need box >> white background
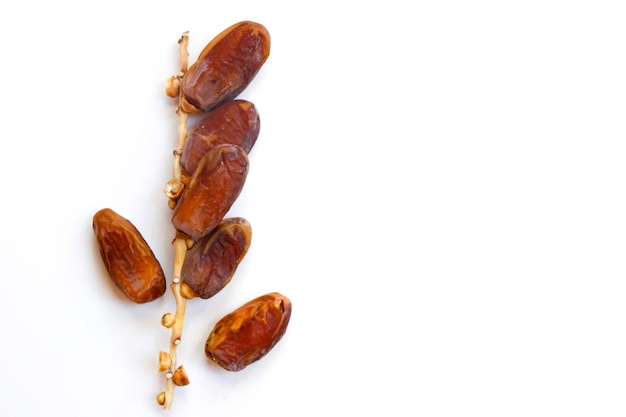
[1,1,625,416]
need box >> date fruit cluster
[92,20,291,390]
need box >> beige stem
[173,108,188,181]
[163,237,188,409]
[161,31,190,411]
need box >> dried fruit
[172,144,249,240]
[181,217,252,299]
[181,99,260,176]
[93,208,166,303]
[205,292,291,371]
[180,21,270,112]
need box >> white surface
[1,1,625,416]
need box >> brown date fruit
[180,21,270,113]
[93,208,166,303]
[172,143,249,240]
[205,292,291,371]
[181,217,252,299]
[181,99,260,176]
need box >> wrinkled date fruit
[93,208,166,303]
[181,99,260,176]
[180,21,270,112]
[172,143,249,240]
[181,217,252,299]
[205,292,291,372]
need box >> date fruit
[180,21,270,112]
[181,217,252,299]
[205,292,291,372]
[172,143,249,240]
[181,99,260,176]
[93,208,166,303]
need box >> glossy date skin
[180,21,270,113]
[172,143,249,240]
[93,208,166,303]
[181,217,252,299]
[181,99,260,176]
[205,293,291,371]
